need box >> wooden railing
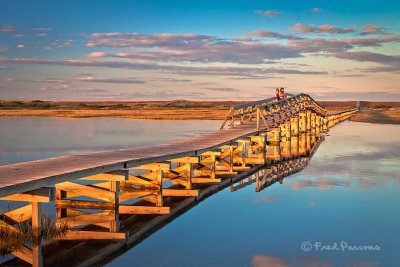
[220,93,357,130]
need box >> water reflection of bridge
[0,94,357,266]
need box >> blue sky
[1,0,400,101]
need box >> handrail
[233,93,296,109]
[220,93,357,130]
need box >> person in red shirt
[279,87,286,100]
[276,88,280,101]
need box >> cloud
[32,28,53,31]
[4,77,15,82]
[87,33,213,48]
[290,23,354,34]
[331,51,400,73]
[152,77,192,83]
[32,77,71,90]
[254,195,278,203]
[204,87,240,92]
[286,36,400,54]
[16,44,25,48]
[77,76,146,84]
[252,255,287,267]
[246,30,303,40]
[84,88,108,93]
[87,51,107,57]
[0,46,7,52]
[311,8,323,13]
[44,39,74,50]
[0,25,16,32]
[85,42,302,64]
[255,10,281,17]
[252,255,332,267]
[0,57,327,78]
[360,24,390,36]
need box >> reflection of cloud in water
[254,195,278,203]
[308,201,318,207]
[252,255,331,267]
[252,255,287,267]
[287,179,351,190]
[345,260,380,267]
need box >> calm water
[0,117,222,165]
[1,118,399,267]
[104,121,400,267]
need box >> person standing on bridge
[276,88,281,101]
[279,88,286,100]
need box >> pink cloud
[87,33,212,48]
[0,25,16,32]
[87,51,107,58]
[246,30,303,40]
[76,75,145,84]
[255,10,281,17]
[360,24,390,36]
[290,23,354,34]
[0,57,326,77]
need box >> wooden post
[31,202,42,236]
[290,116,299,136]
[299,112,307,133]
[311,112,316,132]
[156,169,163,207]
[306,110,312,132]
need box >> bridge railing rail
[220,93,330,130]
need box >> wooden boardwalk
[0,122,260,198]
[0,93,359,267]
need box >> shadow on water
[0,132,323,267]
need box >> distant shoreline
[1,108,399,124]
[1,99,399,123]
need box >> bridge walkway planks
[0,122,261,197]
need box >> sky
[0,0,399,101]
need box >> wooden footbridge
[0,93,357,267]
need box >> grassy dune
[0,100,399,123]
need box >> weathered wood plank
[119,205,170,215]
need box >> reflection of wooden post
[299,112,307,133]
[299,133,307,155]
[281,138,291,159]
[322,117,329,132]
[273,145,281,162]
[32,238,43,267]
[306,134,311,153]
[291,136,299,156]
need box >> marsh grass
[0,212,69,256]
